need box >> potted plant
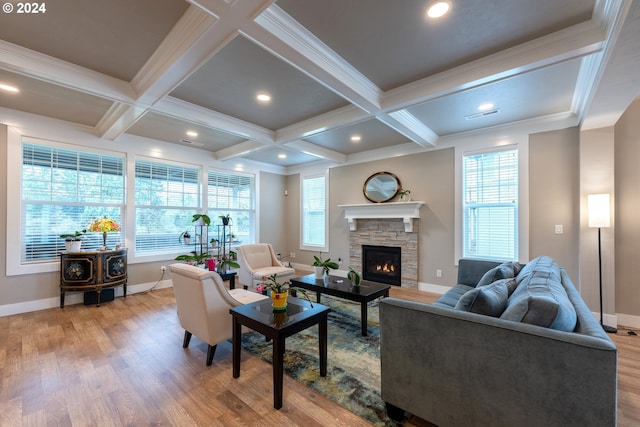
[217,258,240,272]
[174,251,210,266]
[210,238,219,248]
[228,233,236,242]
[192,213,211,226]
[256,273,313,310]
[347,266,362,287]
[179,230,191,245]
[312,253,340,279]
[219,214,231,225]
[397,188,411,201]
[60,230,86,252]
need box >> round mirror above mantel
[363,171,401,203]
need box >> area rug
[238,296,399,426]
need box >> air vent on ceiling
[179,139,204,147]
[465,108,501,120]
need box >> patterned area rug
[238,295,398,426]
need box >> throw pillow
[500,257,577,331]
[477,262,522,287]
[455,278,517,317]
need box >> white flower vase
[314,266,324,279]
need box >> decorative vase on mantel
[271,290,289,312]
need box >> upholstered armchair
[169,263,268,366]
[236,243,296,289]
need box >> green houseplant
[219,214,231,225]
[60,230,86,252]
[347,266,362,286]
[174,251,210,266]
[192,213,211,226]
[312,253,339,278]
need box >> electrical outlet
[436,269,442,278]
[161,265,166,273]
[290,252,296,258]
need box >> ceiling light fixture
[186,130,198,137]
[256,93,271,103]
[478,103,494,111]
[350,135,362,142]
[0,83,19,93]
[425,1,451,19]
[278,153,287,159]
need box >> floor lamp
[587,194,617,333]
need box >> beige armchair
[169,263,268,366]
[237,243,296,289]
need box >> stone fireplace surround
[339,202,424,289]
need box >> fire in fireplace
[362,245,401,286]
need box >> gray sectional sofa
[379,256,618,427]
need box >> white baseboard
[418,282,450,294]
[0,279,174,317]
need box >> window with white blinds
[462,148,518,261]
[301,174,327,250]
[134,159,200,255]
[207,170,255,244]
[21,142,125,263]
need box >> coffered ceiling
[1,0,639,170]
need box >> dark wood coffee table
[230,296,330,410]
[290,274,391,336]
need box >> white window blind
[21,142,125,263]
[463,148,518,260]
[302,175,326,249]
[134,159,200,255]
[207,170,255,244]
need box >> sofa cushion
[476,262,522,287]
[433,284,475,309]
[455,278,517,317]
[500,256,577,331]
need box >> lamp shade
[588,194,611,228]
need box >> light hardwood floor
[0,285,638,426]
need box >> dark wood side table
[230,297,330,409]
[217,270,237,289]
[59,249,127,307]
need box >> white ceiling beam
[249,4,381,113]
[284,140,347,163]
[377,111,438,147]
[215,140,267,161]
[0,40,135,102]
[382,20,606,112]
[276,105,369,143]
[154,96,275,143]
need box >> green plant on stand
[218,258,240,272]
[192,213,211,226]
[174,251,210,266]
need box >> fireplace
[362,245,401,286]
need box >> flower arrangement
[256,274,312,306]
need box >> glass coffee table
[290,274,391,336]
[230,296,330,410]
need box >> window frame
[455,136,529,264]
[300,172,328,252]
[207,168,256,246]
[133,156,202,258]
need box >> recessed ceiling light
[256,93,271,103]
[478,103,494,111]
[350,135,362,142]
[278,153,287,159]
[186,130,198,137]
[425,1,451,19]
[0,83,19,93]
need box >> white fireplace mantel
[338,201,425,232]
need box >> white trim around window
[300,172,328,252]
[454,135,529,264]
